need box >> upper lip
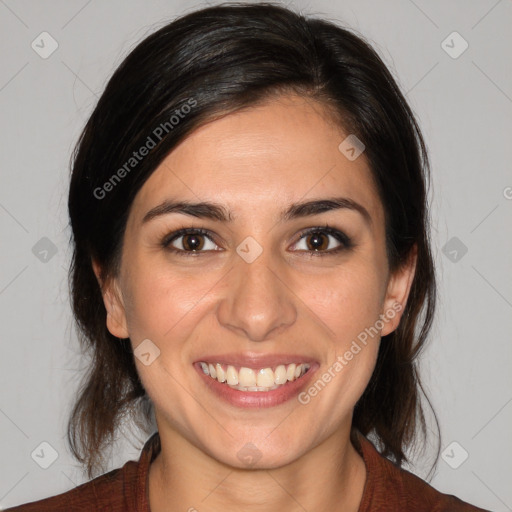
[194,352,318,368]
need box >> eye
[162,228,220,255]
[161,225,353,258]
[291,226,353,255]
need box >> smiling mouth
[198,362,311,392]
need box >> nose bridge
[216,247,297,341]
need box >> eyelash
[160,225,354,258]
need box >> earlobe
[380,245,417,336]
[91,258,130,339]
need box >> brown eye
[292,226,353,255]
[162,228,219,254]
[304,232,330,251]
[181,233,205,251]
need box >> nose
[216,249,297,342]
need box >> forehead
[130,94,384,226]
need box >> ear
[92,259,129,339]
[380,245,417,336]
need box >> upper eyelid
[163,228,215,247]
[164,226,349,251]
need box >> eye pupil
[307,232,328,251]
[183,234,204,251]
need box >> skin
[93,93,416,512]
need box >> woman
[7,2,491,511]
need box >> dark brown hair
[67,1,439,478]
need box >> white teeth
[226,365,238,385]
[199,361,311,391]
[274,365,287,385]
[239,367,256,387]
[257,368,275,387]
[215,363,226,383]
[286,363,296,381]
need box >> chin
[208,435,307,471]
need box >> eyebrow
[141,196,372,226]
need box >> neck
[148,425,366,512]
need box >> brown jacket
[5,431,492,511]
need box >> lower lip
[194,363,318,408]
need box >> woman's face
[98,93,415,469]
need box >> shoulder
[391,463,490,511]
[5,431,160,512]
[354,431,492,512]
[4,433,159,512]
[3,462,137,511]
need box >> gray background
[1,0,511,510]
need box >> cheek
[301,262,387,342]
[122,263,216,343]
[299,264,384,416]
